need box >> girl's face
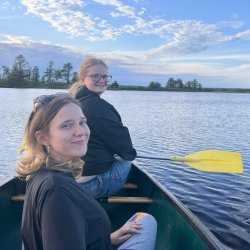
[81,64,109,94]
[42,103,90,162]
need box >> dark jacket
[22,168,111,250]
[76,87,137,176]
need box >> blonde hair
[16,95,84,179]
[69,57,108,97]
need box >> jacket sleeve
[86,99,137,160]
[40,186,87,250]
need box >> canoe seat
[10,183,137,201]
[11,194,153,203]
[123,183,138,189]
[11,194,25,201]
[10,183,150,204]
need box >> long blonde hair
[16,95,83,179]
[69,57,108,97]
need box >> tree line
[109,79,203,91]
[0,55,203,90]
[147,78,202,91]
[0,55,77,88]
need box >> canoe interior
[0,177,25,250]
[103,163,222,250]
[0,164,223,250]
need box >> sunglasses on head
[33,93,69,105]
[33,93,70,110]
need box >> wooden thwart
[123,183,138,189]
[11,195,25,201]
[11,194,153,203]
[11,183,139,202]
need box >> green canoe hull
[0,162,224,249]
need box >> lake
[1,88,250,249]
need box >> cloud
[0,33,89,55]
[21,0,97,38]
[94,0,137,17]
[0,34,52,47]
[19,0,250,57]
[1,33,250,87]
[2,32,250,64]
[234,29,250,40]
[20,0,139,40]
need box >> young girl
[70,58,137,198]
[16,93,156,250]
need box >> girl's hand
[110,220,142,245]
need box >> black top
[76,87,137,176]
[22,168,112,250]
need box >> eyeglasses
[87,74,112,82]
[33,93,70,110]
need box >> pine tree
[8,55,29,87]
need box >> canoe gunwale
[132,161,226,250]
[0,176,19,188]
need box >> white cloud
[0,34,90,55]
[19,0,250,55]
[21,0,97,38]
[0,34,52,46]
[20,0,147,40]
[234,29,250,40]
[93,0,137,17]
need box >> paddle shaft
[136,155,171,161]
[136,155,199,162]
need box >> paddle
[136,150,243,173]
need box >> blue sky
[0,0,250,88]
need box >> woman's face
[43,103,90,162]
[81,64,109,94]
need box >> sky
[0,0,250,88]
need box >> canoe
[0,162,225,250]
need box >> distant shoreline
[1,84,250,93]
[109,86,250,93]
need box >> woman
[69,58,137,198]
[16,94,156,250]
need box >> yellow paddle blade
[171,150,243,173]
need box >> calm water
[1,88,250,249]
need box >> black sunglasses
[33,93,69,106]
